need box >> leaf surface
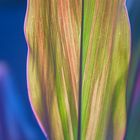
[25,0,130,139]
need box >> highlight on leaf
[24,0,130,140]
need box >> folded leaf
[25,0,130,140]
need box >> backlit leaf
[25,0,130,139]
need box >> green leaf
[25,0,130,140]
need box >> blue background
[0,0,45,139]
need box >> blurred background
[0,0,45,139]
[0,0,139,140]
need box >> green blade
[24,0,130,140]
[81,1,130,140]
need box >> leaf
[81,1,130,140]
[24,0,130,140]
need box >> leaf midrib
[78,0,84,139]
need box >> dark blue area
[0,0,45,139]
[127,0,140,49]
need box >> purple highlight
[132,68,140,107]
[0,62,9,79]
